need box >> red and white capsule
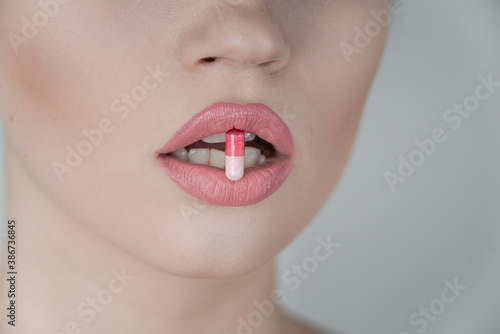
[225,129,245,181]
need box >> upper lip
[158,102,294,157]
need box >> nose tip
[176,6,290,73]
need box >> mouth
[157,102,295,206]
[164,131,275,170]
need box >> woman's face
[0,0,388,278]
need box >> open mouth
[161,131,276,169]
[157,102,294,207]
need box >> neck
[0,149,287,334]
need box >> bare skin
[0,1,388,333]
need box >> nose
[175,2,290,73]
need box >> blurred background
[1,0,499,333]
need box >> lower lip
[158,156,293,206]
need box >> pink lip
[157,102,295,206]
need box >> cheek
[285,2,389,205]
[0,2,166,180]
[0,3,183,249]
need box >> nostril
[201,57,217,63]
[259,60,275,67]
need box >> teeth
[201,132,256,143]
[172,148,188,161]
[188,148,210,165]
[170,146,268,169]
[244,147,260,168]
[201,133,226,144]
[245,132,256,142]
[209,149,225,169]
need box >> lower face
[0,0,388,278]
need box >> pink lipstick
[157,102,295,206]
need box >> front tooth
[258,155,267,165]
[209,149,225,169]
[201,133,226,144]
[188,149,210,165]
[201,132,256,143]
[172,148,188,161]
[245,132,256,142]
[244,147,260,168]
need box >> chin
[102,206,293,279]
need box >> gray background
[1,0,499,333]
